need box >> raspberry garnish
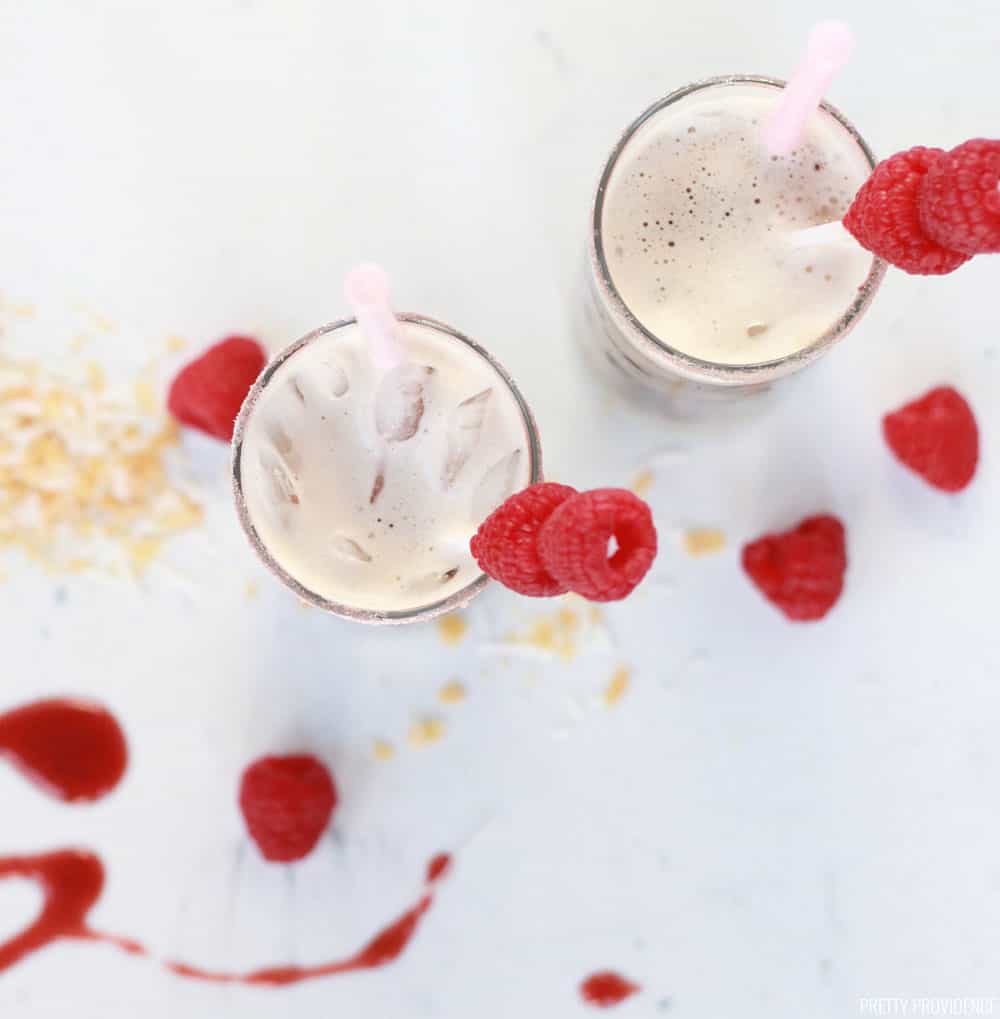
[882,385,978,492]
[470,482,577,596]
[536,489,657,602]
[843,148,971,275]
[919,139,1000,255]
[238,754,338,863]
[168,336,267,441]
[741,515,846,622]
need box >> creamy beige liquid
[601,84,874,365]
[238,320,532,614]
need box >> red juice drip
[0,699,127,802]
[0,849,143,972]
[168,893,432,986]
[580,971,641,1007]
[167,853,452,986]
[0,851,449,985]
[426,853,451,883]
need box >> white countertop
[1,1,999,1016]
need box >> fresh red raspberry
[536,489,657,602]
[238,754,337,863]
[741,515,846,622]
[470,483,577,596]
[920,139,1000,255]
[882,385,978,492]
[843,148,971,275]
[168,336,267,441]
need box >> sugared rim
[590,74,888,384]
[231,314,543,625]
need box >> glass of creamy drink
[583,75,886,416]
[232,315,541,624]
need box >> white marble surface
[1,1,999,1016]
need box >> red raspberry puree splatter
[0,847,452,985]
[165,855,452,985]
[0,699,450,987]
[0,850,144,971]
[0,698,127,802]
[580,971,641,1007]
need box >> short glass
[581,75,886,417]
[232,314,542,625]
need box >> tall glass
[581,75,886,418]
[232,315,541,624]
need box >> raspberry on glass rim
[471,484,658,603]
[469,483,578,596]
[843,138,1000,275]
[921,140,1000,255]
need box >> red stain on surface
[166,853,451,986]
[426,853,451,883]
[580,971,641,1007]
[0,848,449,986]
[0,850,144,973]
[0,699,127,803]
[167,894,432,986]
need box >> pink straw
[763,21,856,158]
[343,264,406,373]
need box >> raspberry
[470,483,577,596]
[882,385,978,492]
[843,148,971,275]
[238,754,337,863]
[168,336,267,441]
[741,515,846,622]
[920,139,1000,255]
[537,489,657,602]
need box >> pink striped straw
[763,21,857,158]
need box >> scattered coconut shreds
[437,612,468,646]
[683,528,726,558]
[505,604,581,661]
[0,352,202,578]
[630,470,654,497]
[438,679,467,705]
[373,740,395,761]
[603,666,631,706]
[409,717,446,748]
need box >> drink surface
[238,319,532,614]
[600,83,875,366]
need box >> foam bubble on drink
[601,84,875,366]
[239,320,532,613]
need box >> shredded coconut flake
[0,350,203,577]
